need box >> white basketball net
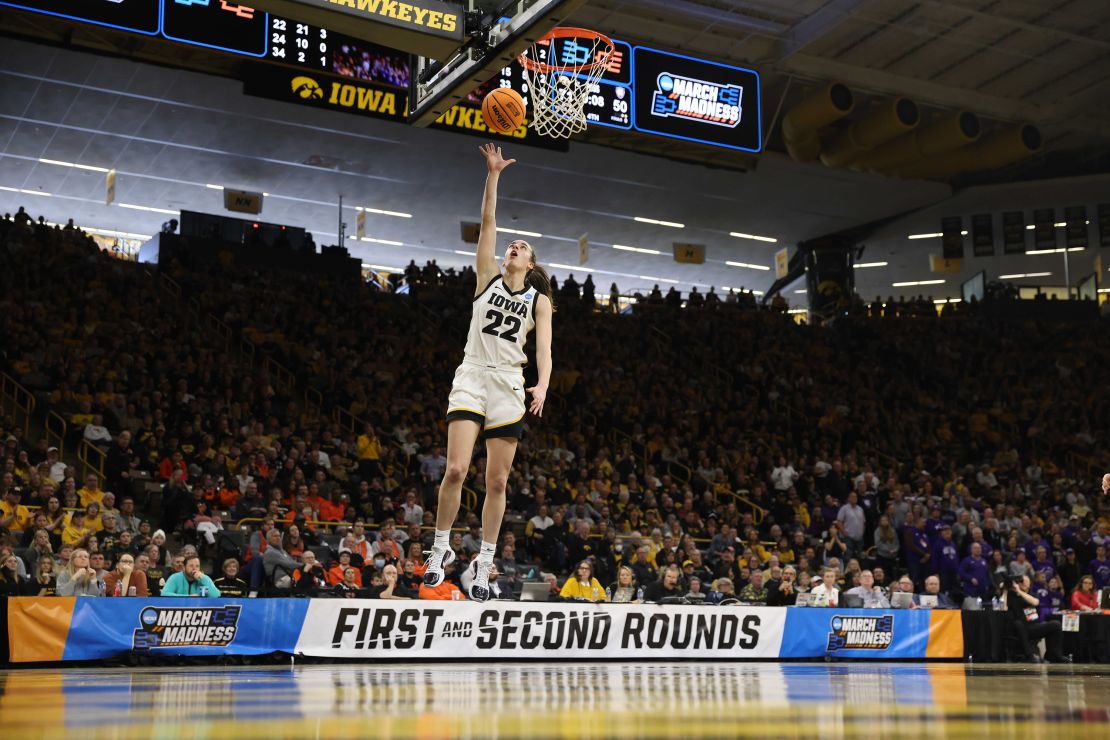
[520,33,613,139]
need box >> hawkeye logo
[291,76,324,100]
[651,73,742,128]
[133,606,241,650]
[827,615,893,652]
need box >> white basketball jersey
[464,275,537,369]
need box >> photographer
[1004,574,1064,663]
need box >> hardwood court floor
[2,662,1109,738]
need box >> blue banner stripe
[780,609,935,659]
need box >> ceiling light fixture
[497,227,543,238]
[118,203,177,214]
[454,250,476,256]
[794,289,807,294]
[0,185,51,197]
[638,275,679,283]
[729,231,777,243]
[907,232,942,240]
[613,244,662,255]
[725,260,771,271]
[1025,247,1084,255]
[634,216,685,228]
[37,158,110,172]
[354,206,412,218]
[549,262,594,272]
[892,279,946,287]
[998,272,1051,279]
[854,261,888,268]
[357,236,404,246]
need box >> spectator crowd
[1,207,1108,628]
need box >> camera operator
[1004,574,1064,663]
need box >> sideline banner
[296,601,787,659]
[7,597,308,662]
[780,608,964,659]
[9,597,964,662]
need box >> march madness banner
[295,601,787,659]
[6,597,307,662]
[779,608,964,659]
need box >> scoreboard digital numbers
[269,16,331,69]
[481,37,633,130]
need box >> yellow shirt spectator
[559,575,607,602]
[62,517,90,547]
[78,485,104,508]
[0,500,31,532]
[357,432,382,461]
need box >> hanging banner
[779,608,963,659]
[295,601,787,659]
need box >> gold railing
[78,439,107,479]
[45,410,67,457]
[332,406,412,475]
[719,489,766,525]
[0,372,35,439]
[263,355,296,393]
[159,272,181,300]
[239,337,256,368]
[462,486,478,512]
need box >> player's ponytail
[526,257,556,311]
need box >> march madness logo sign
[826,615,893,651]
[133,606,241,650]
[651,73,743,128]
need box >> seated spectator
[103,553,148,597]
[370,563,417,599]
[810,567,840,607]
[915,575,958,608]
[262,528,298,590]
[643,565,682,603]
[333,567,363,598]
[0,487,30,534]
[606,565,638,603]
[738,569,769,604]
[0,551,31,596]
[293,550,329,594]
[845,570,891,608]
[56,548,102,596]
[1070,575,1099,612]
[62,511,90,547]
[331,551,362,587]
[767,566,799,606]
[559,560,606,602]
[162,555,221,597]
[959,542,991,598]
[31,558,57,596]
[707,577,737,604]
[213,558,249,598]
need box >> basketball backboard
[408,0,588,126]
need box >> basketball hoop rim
[517,27,615,75]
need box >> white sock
[433,529,450,550]
[479,540,496,563]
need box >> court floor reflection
[2,662,1110,738]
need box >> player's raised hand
[527,385,547,417]
[479,142,516,173]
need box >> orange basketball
[481,88,526,133]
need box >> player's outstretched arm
[527,293,552,417]
[476,143,516,291]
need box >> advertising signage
[631,46,761,152]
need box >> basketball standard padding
[482,88,526,133]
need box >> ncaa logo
[140,607,159,627]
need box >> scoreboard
[2,0,761,151]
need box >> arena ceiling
[1,0,1108,304]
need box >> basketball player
[423,143,554,601]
